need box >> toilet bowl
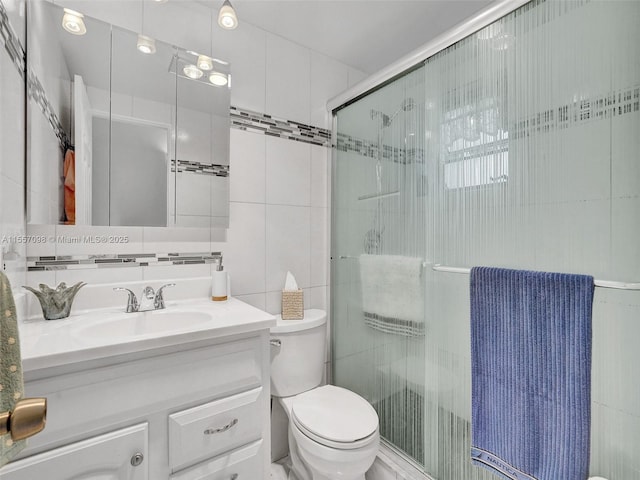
[270,309,380,480]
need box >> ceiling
[200,0,496,74]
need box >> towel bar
[336,255,428,268]
[432,264,640,291]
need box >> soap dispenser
[212,257,228,301]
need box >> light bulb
[209,72,228,86]
[197,55,213,71]
[62,8,86,35]
[183,65,203,79]
[137,34,156,54]
[218,0,238,30]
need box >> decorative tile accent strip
[27,69,70,150]
[512,84,640,139]
[27,252,222,271]
[335,132,422,164]
[171,160,229,177]
[230,106,331,147]
[0,0,25,78]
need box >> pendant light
[218,0,238,30]
[137,0,156,54]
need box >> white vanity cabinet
[6,327,272,480]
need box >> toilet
[270,309,380,480]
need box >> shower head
[401,97,416,112]
[370,109,391,127]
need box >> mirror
[26,1,230,228]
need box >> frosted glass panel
[332,1,640,478]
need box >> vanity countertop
[19,298,275,375]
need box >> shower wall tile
[225,202,266,296]
[590,404,640,479]
[216,21,267,114]
[234,293,266,312]
[265,204,311,291]
[310,206,328,287]
[142,263,212,281]
[304,285,327,311]
[265,33,311,125]
[142,226,211,255]
[611,197,640,282]
[265,136,311,207]
[592,293,640,417]
[265,290,281,316]
[310,144,329,208]
[611,111,640,199]
[310,50,349,128]
[229,129,266,204]
[533,199,611,278]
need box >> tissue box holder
[282,289,304,320]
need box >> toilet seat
[290,385,379,450]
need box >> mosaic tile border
[0,0,25,79]
[512,84,640,139]
[171,160,229,177]
[27,252,222,271]
[230,106,331,147]
[27,68,70,150]
[335,132,423,164]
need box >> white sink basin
[78,310,212,339]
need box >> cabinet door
[0,423,148,480]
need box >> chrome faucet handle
[113,287,139,313]
[154,283,176,310]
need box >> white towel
[359,254,424,335]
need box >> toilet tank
[270,309,327,397]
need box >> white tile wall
[265,136,311,206]
[265,33,311,125]
[229,129,266,204]
[22,0,366,320]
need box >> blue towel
[470,267,594,480]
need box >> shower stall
[330,1,640,479]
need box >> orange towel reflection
[63,149,75,225]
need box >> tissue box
[281,289,304,320]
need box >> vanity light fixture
[62,8,86,35]
[197,55,213,71]
[137,34,156,54]
[183,64,204,79]
[208,71,228,86]
[218,0,238,30]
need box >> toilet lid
[291,385,379,447]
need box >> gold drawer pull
[203,418,238,435]
[0,398,47,441]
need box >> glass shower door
[331,66,432,469]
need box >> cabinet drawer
[170,439,263,480]
[0,423,148,480]
[169,387,263,471]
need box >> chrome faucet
[113,284,176,313]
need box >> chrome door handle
[203,418,238,435]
